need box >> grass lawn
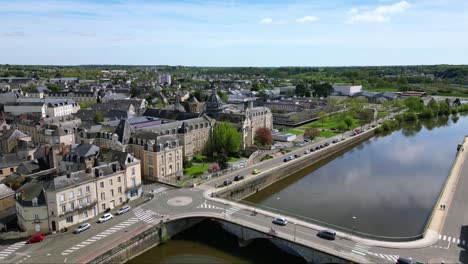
[183,163,209,176]
[377,111,389,118]
[319,130,341,138]
[302,114,359,130]
[228,157,241,162]
[283,129,304,135]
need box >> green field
[183,163,208,176]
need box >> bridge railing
[222,196,424,242]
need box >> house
[15,181,49,235]
[0,183,15,213]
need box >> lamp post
[352,216,357,237]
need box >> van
[317,229,336,240]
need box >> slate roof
[15,160,43,175]
[1,128,29,141]
[0,183,14,199]
[144,108,199,120]
[0,153,23,169]
[44,173,94,192]
[70,144,100,157]
[16,181,46,205]
[114,119,133,144]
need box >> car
[223,180,233,186]
[324,142,329,147]
[332,139,338,143]
[371,125,376,128]
[272,217,288,226]
[98,213,113,223]
[74,223,91,234]
[396,257,413,264]
[317,229,336,240]
[304,139,310,142]
[252,169,261,174]
[319,145,323,149]
[283,158,288,162]
[234,175,245,181]
[304,150,310,154]
[26,234,45,244]
[315,146,319,150]
[116,205,131,215]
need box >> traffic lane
[16,210,146,264]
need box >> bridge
[2,136,467,264]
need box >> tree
[130,85,142,98]
[303,127,320,140]
[404,97,424,112]
[343,116,354,130]
[427,98,439,115]
[94,112,103,123]
[254,127,272,146]
[47,83,61,92]
[217,90,228,103]
[312,83,334,98]
[295,83,308,96]
[208,163,221,173]
[212,122,242,156]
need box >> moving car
[26,234,45,244]
[74,223,91,234]
[252,169,261,174]
[98,213,113,223]
[116,205,131,215]
[272,217,288,226]
[233,175,244,181]
[396,257,413,264]
[317,229,336,240]
[223,180,233,186]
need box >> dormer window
[32,197,38,207]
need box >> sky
[1,0,467,66]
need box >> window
[110,190,114,197]
[149,168,153,177]
[83,211,88,218]
[61,205,66,213]
[34,214,39,220]
[86,197,91,205]
[131,178,136,188]
[101,192,105,200]
[100,182,104,188]
[10,168,14,172]
[78,199,83,208]
[0,170,3,175]
[148,154,153,165]
[70,202,74,210]
[117,176,121,183]
[78,188,82,196]
[119,197,123,204]
[130,189,138,197]
[86,185,90,193]
[66,216,73,223]
[60,194,65,202]
[32,198,38,206]
[101,204,106,210]
[69,191,74,199]
[131,167,135,175]
[109,179,113,185]
[118,187,122,194]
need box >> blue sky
[1,0,467,66]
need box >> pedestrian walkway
[133,207,166,223]
[431,234,466,248]
[368,252,400,262]
[61,217,140,256]
[351,243,370,257]
[0,241,26,260]
[197,200,223,210]
[225,207,241,216]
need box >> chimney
[85,167,92,174]
[94,169,100,178]
[112,164,117,172]
[66,172,71,178]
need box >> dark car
[310,148,315,152]
[294,154,299,158]
[283,158,288,162]
[324,143,329,147]
[317,229,336,240]
[223,180,233,186]
[234,175,244,181]
[396,257,413,264]
[319,145,323,149]
[315,146,319,150]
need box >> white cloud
[348,1,411,24]
[260,18,273,24]
[296,16,319,23]
[260,18,286,25]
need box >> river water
[131,114,467,262]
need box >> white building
[4,98,80,118]
[332,85,362,96]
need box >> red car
[26,234,45,244]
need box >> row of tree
[295,82,334,98]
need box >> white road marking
[453,237,457,243]
[457,238,460,244]
[351,250,366,256]
[439,234,442,239]
[443,235,447,241]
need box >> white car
[98,213,113,223]
[74,223,91,234]
[272,217,288,226]
[116,205,131,215]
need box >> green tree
[343,116,354,130]
[94,112,103,123]
[47,83,61,92]
[212,122,242,156]
[404,97,424,112]
[427,98,439,115]
[295,83,308,96]
[217,90,228,103]
[303,127,320,140]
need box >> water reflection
[246,116,468,238]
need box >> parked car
[98,213,114,223]
[315,146,319,150]
[26,234,45,244]
[317,229,336,240]
[324,142,329,147]
[223,180,233,186]
[304,139,310,142]
[310,148,315,152]
[319,145,323,149]
[116,205,131,215]
[74,223,91,234]
[283,158,288,162]
[234,175,244,181]
[304,150,310,154]
[332,139,338,143]
[272,217,288,226]
[252,169,261,175]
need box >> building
[16,182,49,235]
[0,183,15,213]
[332,84,362,96]
[158,74,172,85]
[3,98,79,118]
[60,144,100,173]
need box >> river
[130,114,467,262]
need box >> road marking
[439,234,442,239]
[453,237,457,243]
[457,238,461,244]
[351,250,366,256]
[443,235,447,241]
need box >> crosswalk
[197,200,223,210]
[0,241,26,260]
[225,207,241,216]
[351,243,370,257]
[436,234,466,246]
[133,207,167,223]
[368,252,400,262]
[61,217,140,256]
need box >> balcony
[59,201,97,217]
